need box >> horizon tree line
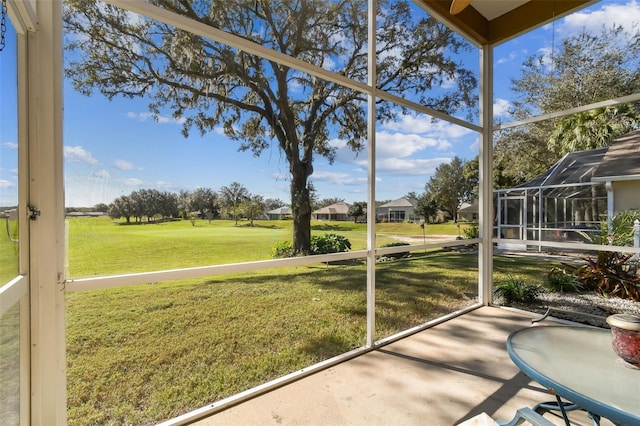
[101,182,369,224]
[105,183,285,224]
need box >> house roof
[497,130,640,199]
[313,202,350,215]
[379,197,417,208]
[592,130,640,182]
[267,206,291,215]
[458,202,478,213]
[513,147,607,191]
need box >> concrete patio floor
[191,307,613,426]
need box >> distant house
[376,197,419,222]
[267,206,291,220]
[494,130,640,248]
[312,202,351,221]
[65,211,107,218]
[457,202,478,222]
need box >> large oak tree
[64,0,477,254]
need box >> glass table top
[507,326,640,425]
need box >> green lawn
[0,218,19,283]
[65,217,471,277]
[66,251,490,425]
[7,217,555,425]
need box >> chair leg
[533,396,581,426]
[497,407,556,426]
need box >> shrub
[462,223,479,239]
[546,267,582,293]
[493,275,540,304]
[565,253,640,302]
[310,233,351,255]
[272,240,294,258]
[565,210,640,302]
[272,234,351,258]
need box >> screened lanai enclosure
[496,148,608,247]
[496,131,640,249]
[3,1,640,425]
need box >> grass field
[65,217,470,277]
[0,218,19,283]
[4,217,559,425]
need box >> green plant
[493,275,540,304]
[272,234,351,258]
[462,223,479,239]
[272,240,294,258]
[565,254,640,302]
[605,210,640,246]
[310,233,351,255]
[569,211,640,301]
[546,267,582,293]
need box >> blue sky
[1,0,640,207]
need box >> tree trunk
[291,164,312,255]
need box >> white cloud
[2,142,18,149]
[560,1,640,35]
[493,98,511,117]
[531,2,640,74]
[127,111,185,124]
[63,173,189,206]
[537,46,554,71]
[381,114,472,139]
[376,131,451,159]
[63,174,138,207]
[311,171,368,186]
[440,73,457,89]
[468,139,480,153]
[114,159,136,170]
[0,179,15,188]
[496,51,518,65]
[94,169,111,179]
[124,178,144,187]
[152,180,180,190]
[64,146,98,164]
[213,124,241,135]
[328,111,477,178]
[376,156,450,176]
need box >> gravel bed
[506,292,640,328]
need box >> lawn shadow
[298,333,362,358]
[235,223,283,229]
[312,223,353,231]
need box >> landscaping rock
[509,292,640,328]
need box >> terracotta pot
[606,314,640,367]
